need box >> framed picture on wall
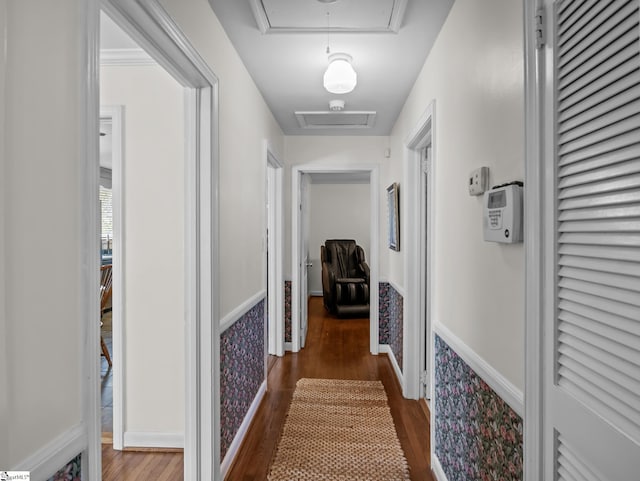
[387,182,400,251]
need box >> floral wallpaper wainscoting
[220,299,265,459]
[434,335,523,481]
[47,454,81,481]
[284,280,292,343]
[378,282,403,371]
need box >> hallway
[226,296,433,480]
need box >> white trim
[402,101,435,400]
[523,0,544,479]
[100,47,156,66]
[266,141,285,358]
[100,105,125,451]
[309,290,323,297]
[220,290,267,334]
[433,321,524,417]
[379,344,403,388]
[12,424,86,481]
[95,1,221,479]
[81,0,101,478]
[430,453,449,481]
[284,341,293,352]
[123,432,184,449]
[220,381,267,478]
[291,163,380,355]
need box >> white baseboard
[220,290,267,334]
[309,291,323,297]
[220,381,267,478]
[123,431,184,449]
[379,344,403,388]
[12,423,86,481]
[284,341,292,352]
[431,453,448,481]
[433,320,524,417]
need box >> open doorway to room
[99,10,187,455]
[291,166,380,355]
[89,2,220,478]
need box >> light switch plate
[469,167,489,196]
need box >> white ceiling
[208,0,454,135]
[101,1,454,136]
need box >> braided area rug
[267,378,411,480]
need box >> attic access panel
[251,0,407,33]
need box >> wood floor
[102,296,433,480]
[226,296,433,480]
[102,445,184,481]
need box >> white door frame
[291,164,380,354]
[523,0,543,477]
[402,101,435,400]
[87,1,220,479]
[265,141,285,357]
[99,106,125,450]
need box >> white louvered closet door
[543,0,640,479]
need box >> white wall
[389,0,525,389]
[0,0,8,467]
[308,183,370,295]
[284,136,388,278]
[100,64,185,437]
[2,0,84,465]
[159,0,284,319]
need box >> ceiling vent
[295,111,376,129]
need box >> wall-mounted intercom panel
[483,183,523,243]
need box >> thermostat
[483,183,523,243]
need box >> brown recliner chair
[321,239,370,318]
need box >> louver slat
[559,80,640,131]
[558,99,640,145]
[558,244,640,263]
[559,17,638,91]
[558,435,606,481]
[558,71,639,122]
[558,144,640,177]
[559,0,637,62]
[559,277,640,307]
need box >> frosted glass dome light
[323,53,357,94]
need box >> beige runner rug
[267,378,411,480]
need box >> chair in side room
[100,264,113,367]
[321,239,370,318]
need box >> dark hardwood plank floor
[226,296,433,480]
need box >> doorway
[291,165,380,354]
[403,102,434,400]
[87,1,220,479]
[98,106,124,448]
[266,143,285,358]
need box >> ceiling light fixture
[323,53,357,94]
